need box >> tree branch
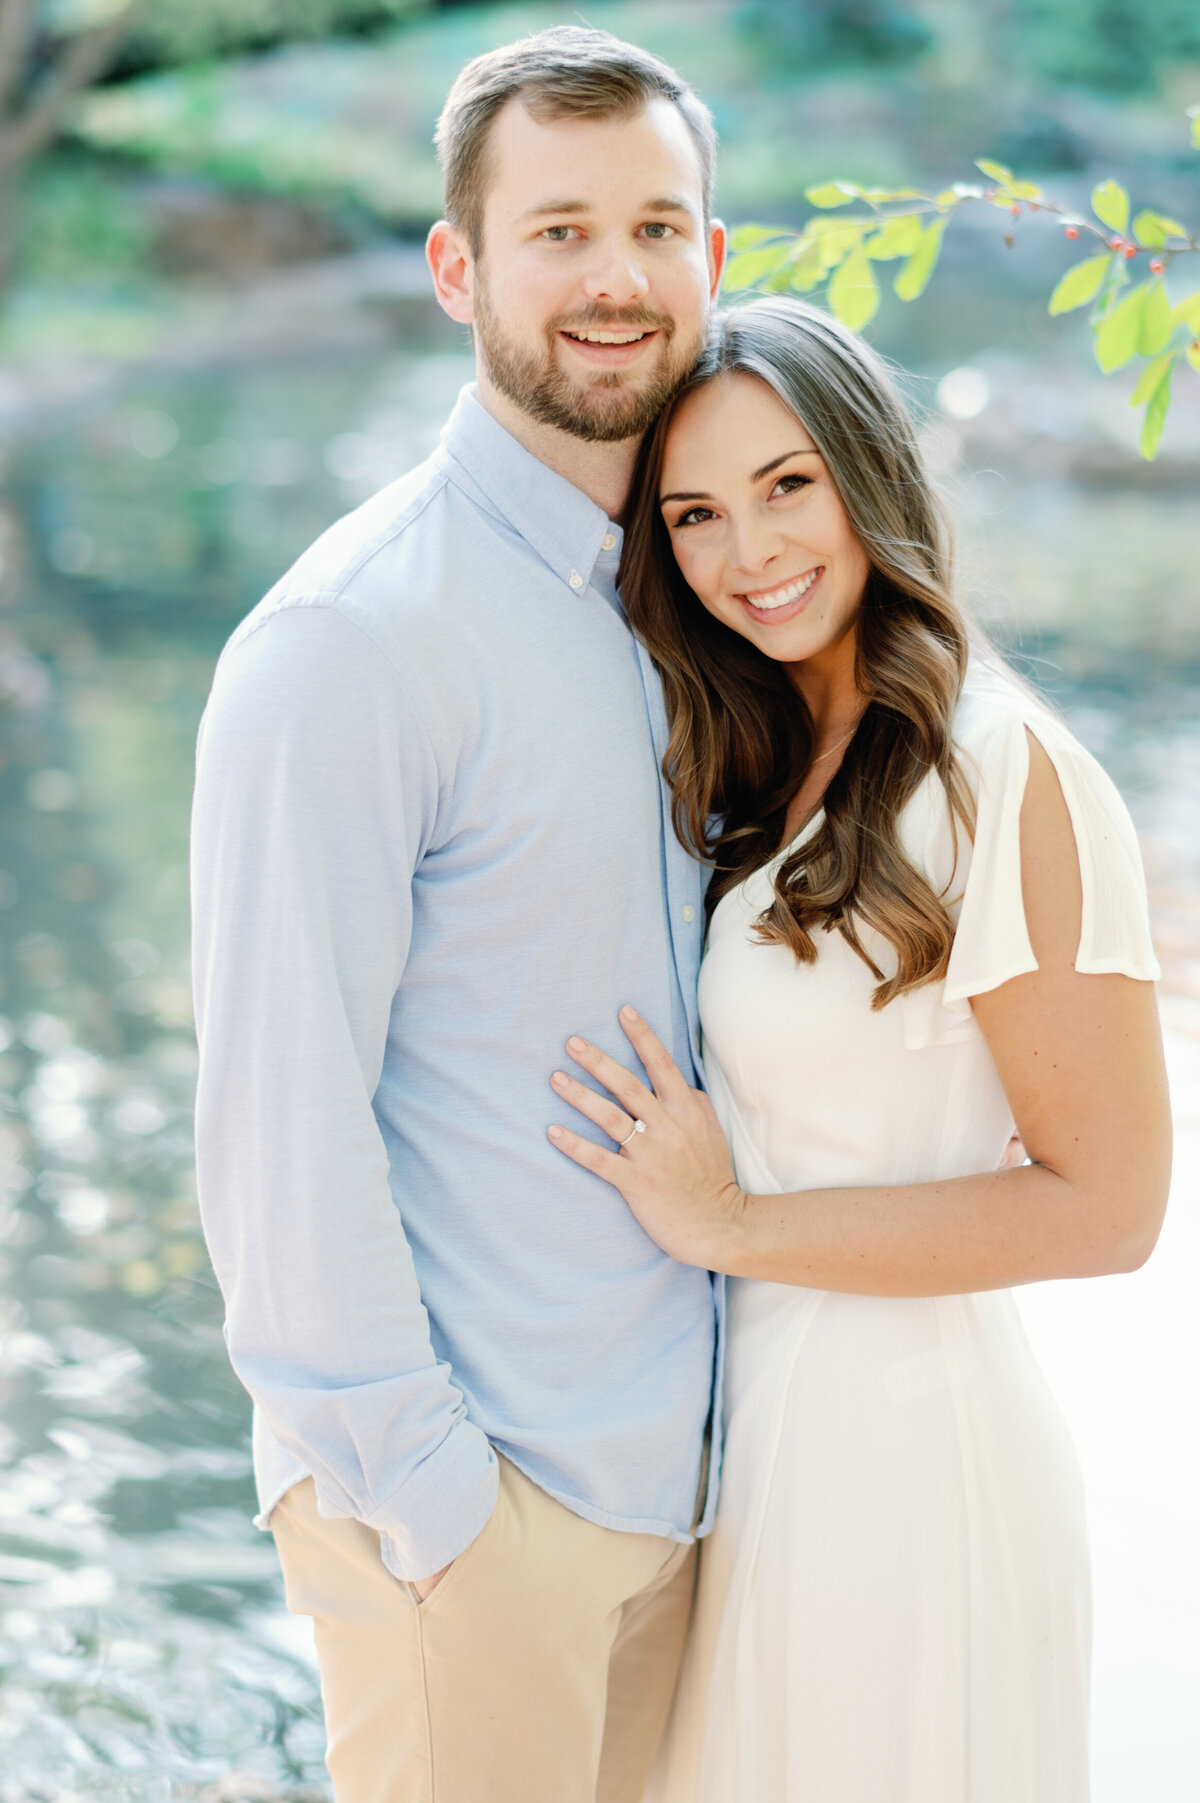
[0,0,147,175]
[0,0,39,121]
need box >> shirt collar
[434,385,623,598]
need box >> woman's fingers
[565,1035,656,1119]
[547,1121,629,1187]
[618,1005,690,1102]
[550,1069,635,1144]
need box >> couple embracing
[190,26,1171,1803]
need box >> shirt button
[601,532,617,551]
[568,571,584,590]
[682,904,695,923]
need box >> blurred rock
[145,184,356,284]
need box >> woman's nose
[729,514,783,576]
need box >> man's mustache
[549,307,675,337]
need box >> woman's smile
[734,564,824,623]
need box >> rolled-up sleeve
[190,600,498,1579]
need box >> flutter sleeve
[942,675,1161,1005]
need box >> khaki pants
[271,1455,698,1803]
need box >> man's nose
[581,236,651,307]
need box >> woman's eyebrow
[751,449,821,481]
[660,448,822,505]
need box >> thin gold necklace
[810,724,858,764]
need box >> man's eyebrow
[660,450,821,505]
[518,195,698,221]
[519,200,590,220]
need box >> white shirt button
[682,904,695,923]
[568,571,584,590]
[601,532,617,551]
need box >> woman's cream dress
[646,660,1160,1803]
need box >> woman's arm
[548,736,1172,1297]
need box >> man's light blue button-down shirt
[191,386,723,1580]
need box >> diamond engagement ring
[617,1119,647,1148]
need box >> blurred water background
[0,2,1198,1798]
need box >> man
[191,26,726,1803]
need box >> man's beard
[473,274,702,444]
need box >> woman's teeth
[745,568,822,610]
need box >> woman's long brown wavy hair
[620,295,975,1008]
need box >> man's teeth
[566,330,650,343]
[747,568,821,610]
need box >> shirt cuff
[364,1418,500,1581]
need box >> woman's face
[658,371,870,674]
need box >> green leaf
[1131,210,1187,248]
[729,224,789,253]
[893,217,946,301]
[1091,180,1129,234]
[1137,279,1174,356]
[862,213,924,260]
[1170,291,1200,332]
[723,243,793,290]
[828,249,880,330]
[1130,350,1176,406]
[1139,360,1174,459]
[1010,180,1042,200]
[785,238,825,293]
[805,219,866,273]
[806,182,859,209]
[1093,282,1148,372]
[1048,254,1112,315]
[976,158,1015,185]
[1190,105,1200,150]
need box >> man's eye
[542,226,576,242]
[641,222,676,240]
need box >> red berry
[1149,258,1164,274]
[1010,203,1021,216]
[1110,236,1123,251]
[1123,243,1137,259]
[1065,224,1079,239]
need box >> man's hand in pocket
[412,1562,453,1602]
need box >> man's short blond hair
[434,25,717,256]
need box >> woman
[545,297,1171,1801]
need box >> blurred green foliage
[15,150,151,289]
[47,0,430,68]
[739,0,932,71]
[1007,0,1200,94]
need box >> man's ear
[427,220,476,325]
[707,218,727,301]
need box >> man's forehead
[484,94,705,212]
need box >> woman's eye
[773,473,811,496]
[672,507,715,528]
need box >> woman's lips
[737,566,825,625]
